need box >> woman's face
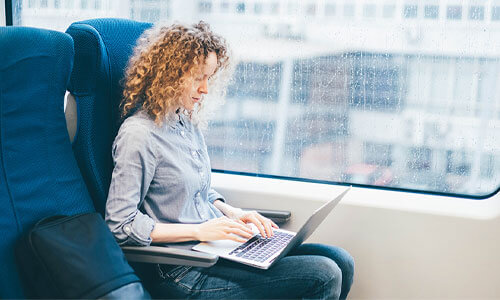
[181,51,218,111]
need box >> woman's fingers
[225,227,253,239]
[247,215,268,238]
[237,219,252,229]
[225,219,253,235]
[271,220,279,229]
[256,214,273,238]
[223,232,249,243]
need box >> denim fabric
[149,243,354,299]
[106,110,224,246]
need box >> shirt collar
[165,108,191,129]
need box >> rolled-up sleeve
[208,188,225,204]
[105,124,157,246]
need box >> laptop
[192,187,350,269]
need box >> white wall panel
[212,172,500,299]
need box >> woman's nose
[198,79,208,94]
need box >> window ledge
[211,172,500,220]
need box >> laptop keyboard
[228,231,294,263]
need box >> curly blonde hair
[122,21,230,124]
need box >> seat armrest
[121,245,218,267]
[250,209,292,225]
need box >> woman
[105,21,354,299]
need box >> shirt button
[180,131,185,137]
[196,192,201,197]
[124,226,131,233]
[191,150,197,157]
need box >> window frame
[212,169,500,200]
[4,0,12,25]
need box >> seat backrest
[66,18,153,215]
[0,26,95,299]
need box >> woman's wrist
[226,208,244,219]
[151,223,202,243]
[192,223,202,241]
[213,200,243,219]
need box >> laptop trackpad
[193,239,242,255]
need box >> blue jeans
[148,243,354,299]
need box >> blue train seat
[65,18,153,215]
[0,26,95,299]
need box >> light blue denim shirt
[105,110,224,246]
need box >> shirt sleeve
[105,123,157,246]
[208,188,225,203]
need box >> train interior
[1,0,500,299]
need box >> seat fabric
[66,18,153,214]
[0,26,94,299]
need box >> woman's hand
[213,200,279,239]
[195,216,254,243]
[231,209,279,239]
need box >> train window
[9,0,500,197]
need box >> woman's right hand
[195,216,254,243]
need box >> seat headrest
[0,26,94,299]
[67,18,152,99]
[65,18,152,214]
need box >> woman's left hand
[231,210,279,238]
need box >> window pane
[407,147,432,171]
[343,3,355,17]
[403,4,418,19]
[363,4,376,19]
[469,6,484,20]
[492,6,500,20]
[325,3,336,17]
[236,2,245,14]
[305,3,316,16]
[220,1,229,13]
[198,1,212,14]
[11,0,500,197]
[382,4,395,18]
[424,5,439,19]
[364,142,393,167]
[270,2,279,15]
[447,5,462,20]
